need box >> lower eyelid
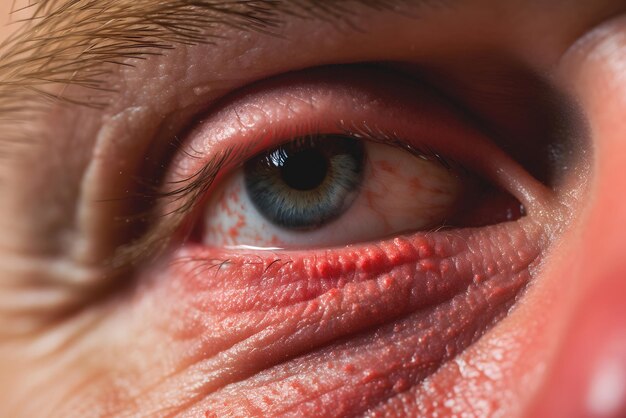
[131,214,546,415]
[172,219,543,312]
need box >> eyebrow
[0,0,409,118]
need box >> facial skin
[1,1,626,417]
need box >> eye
[89,62,557,416]
[169,66,529,251]
[204,134,466,249]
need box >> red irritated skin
[161,220,543,417]
[62,64,555,416]
[87,68,555,417]
[5,3,626,418]
[121,216,547,417]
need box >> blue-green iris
[244,135,365,230]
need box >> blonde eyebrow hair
[0,0,406,117]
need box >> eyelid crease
[338,119,463,172]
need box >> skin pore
[1,1,626,417]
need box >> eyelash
[157,119,462,211]
[106,119,466,270]
[109,62,541,272]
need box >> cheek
[527,15,626,417]
[88,214,544,417]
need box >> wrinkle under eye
[130,65,555,416]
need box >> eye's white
[202,139,462,249]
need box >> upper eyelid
[143,65,550,252]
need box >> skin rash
[0,1,626,417]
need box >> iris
[244,135,365,230]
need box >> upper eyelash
[106,119,467,273]
[155,119,464,212]
[337,119,465,172]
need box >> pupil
[280,148,328,191]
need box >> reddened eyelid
[113,65,558,269]
[166,66,554,225]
